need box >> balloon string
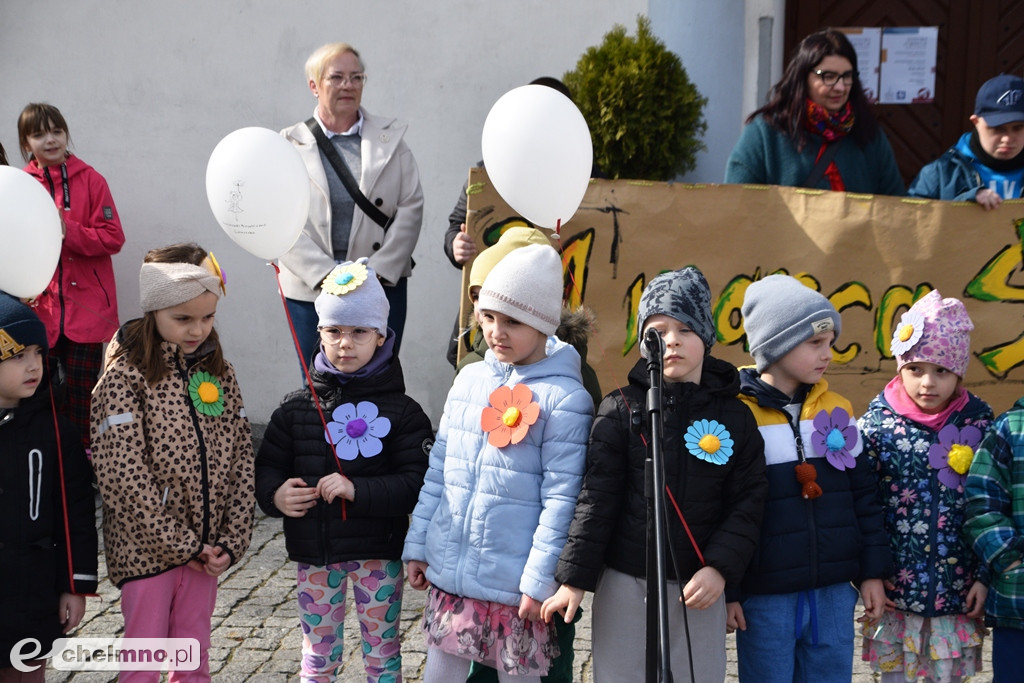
[268,262,347,520]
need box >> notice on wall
[879,26,939,104]
[838,27,882,103]
[462,169,1024,414]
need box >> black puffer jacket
[0,385,98,667]
[555,355,768,591]
[255,352,432,565]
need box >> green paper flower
[188,371,224,417]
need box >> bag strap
[803,138,844,188]
[305,118,393,231]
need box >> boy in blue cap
[909,74,1024,209]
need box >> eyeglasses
[318,326,377,345]
[325,72,367,87]
[813,69,857,87]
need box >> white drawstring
[28,448,42,521]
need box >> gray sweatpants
[591,566,727,683]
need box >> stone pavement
[48,494,993,682]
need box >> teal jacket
[965,399,1024,629]
[725,115,905,195]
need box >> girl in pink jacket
[18,102,125,450]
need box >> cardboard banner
[462,167,1024,414]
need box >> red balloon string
[269,262,347,520]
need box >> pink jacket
[24,155,124,346]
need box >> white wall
[649,0,747,183]
[2,0,660,426]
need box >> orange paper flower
[481,383,540,448]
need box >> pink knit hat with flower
[890,290,973,377]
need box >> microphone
[643,327,665,360]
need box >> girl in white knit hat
[91,243,254,682]
[403,243,593,682]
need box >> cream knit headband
[139,262,223,312]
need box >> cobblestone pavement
[48,495,993,682]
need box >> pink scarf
[883,375,968,431]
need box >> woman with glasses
[725,29,904,195]
[280,42,424,367]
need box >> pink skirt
[422,586,559,676]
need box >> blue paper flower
[325,401,391,460]
[684,419,733,465]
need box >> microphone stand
[643,328,673,683]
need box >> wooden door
[786,0,1024,186]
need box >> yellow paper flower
[321,262,369,296]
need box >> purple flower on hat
[928,423,983,490]
[325,401,391,460]
[811,407,858,470]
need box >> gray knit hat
[637,267,715,357]
[315,258,390,336]
[0,294,47,363]
[742,274,841,372]
[477,243,562,336]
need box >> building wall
[1,0,755,426]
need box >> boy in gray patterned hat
[543,266,768,681]
[734,273,891,682]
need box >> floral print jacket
[859,390,992,617]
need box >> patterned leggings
[297,559,404,683]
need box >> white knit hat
[477,243,562,336]
[315,258,390,336]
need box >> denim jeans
[736,582,859,683]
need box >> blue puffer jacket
[907,133,984,201]
[859,389,992,617]
[403,337,593,606]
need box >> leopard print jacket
[90,341,255,586]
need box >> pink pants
[119,564,218,683]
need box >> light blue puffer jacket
[403,337,593,606]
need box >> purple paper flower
[928,423,982,490]
[811,407,858,470]
[325,401,391,460]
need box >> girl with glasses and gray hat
[256,257,433,682]
[90,243,253,682]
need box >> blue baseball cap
[975,74,1024,127]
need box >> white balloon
[206,127,310,260]
[481,85,593,229]
[0,166,62,298]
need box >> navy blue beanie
[0,294,47,362]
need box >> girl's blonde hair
[113,243,226,385]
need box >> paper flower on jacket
[928,423,983,490]
[481,384,540,448]
[188,371,224,417]
[890,309,925,356]
[325,401,391,460]
[321,262,369,296]
[684,419,733,465]
[811,407,857,470]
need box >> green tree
[564,16,707,181]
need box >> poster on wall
[879,26,939,104]
[838,27,882,103]
[462,169,1024,414]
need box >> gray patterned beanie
[741,274,841,372]
[637,267,716,357]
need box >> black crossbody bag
[305,118,394,231]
